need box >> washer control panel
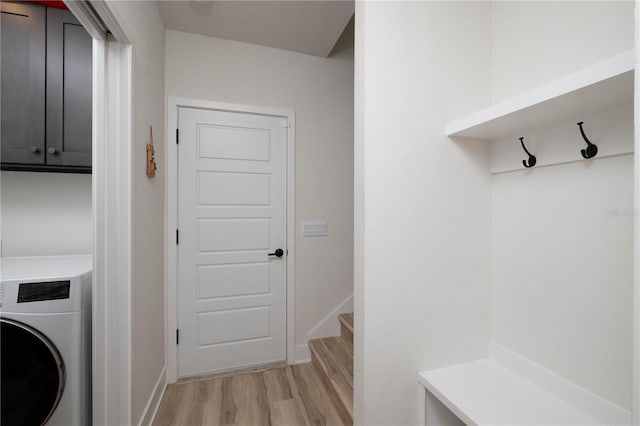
[18,281,70,303]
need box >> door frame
[166,97,296,383]
[92,38,133,425]
[65,1,133,423]
[65,1,133,424]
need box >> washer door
[1,317,65,426]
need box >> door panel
[178,107,287,377]
[197,263,271,299]
[198,218,270,252]
[198,171,270,205]
[46,8,92,168]
[197,125,271,161]
[198,306,271,345]
[0,2,46,165]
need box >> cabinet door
[46,8,92,168]
[1,2,46,165]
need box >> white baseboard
[294,344,311,364]
[490,343,632,425]
[138,365,167,426]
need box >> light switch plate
[302,220,328,237]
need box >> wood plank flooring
[153,364,347,426]
[308,337,353,424]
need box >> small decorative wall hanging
[146,126,157,178]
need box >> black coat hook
[519,137,536,168]
[577,122,598,159]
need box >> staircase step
[338,313,353,349]
[309,337,353,425]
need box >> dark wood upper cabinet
[46,8,92,169]
[1,2,92,173]
[1,2,46,165]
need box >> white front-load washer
[0,255,92,426]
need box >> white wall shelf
[445,49,634,141]
[419,359,601,425]
[418,344,632,426]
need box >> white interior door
[177,107,287,377]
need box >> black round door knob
[268,249,284,257]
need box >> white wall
[633,3,639,421]
[491,1,634,102]
[103,2,166,424]
[356,1,635,423]
[490,1,635,410]
[165,30,354,354]
[355,2,493,424]
[492,156,634,408]
[0,171,92,256]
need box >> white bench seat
[418,359,601,425]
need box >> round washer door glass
[1,318,65,426]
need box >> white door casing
[176,106,291,377]
[67,0,133,421]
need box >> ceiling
[157,1,355,58]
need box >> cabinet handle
[29,146,40,153]
[48,147,58,155]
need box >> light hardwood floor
[153,364,348,426]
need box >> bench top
[419,359,601,425]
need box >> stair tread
[309,337,353,419]
[338,313,353,333]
